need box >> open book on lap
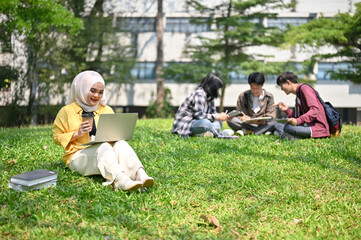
[227,110,243,117]
[243,116,272,123]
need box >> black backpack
[298,84,342,136]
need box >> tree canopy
[60,0,136,83]
[0,0,83,125]
[0,0,136,126]
[164,0,292,109]
[284,2,361,83]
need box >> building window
[165,18,210,33]
[131,62,156,80]
[317,62,352,80]
[117,18,156,32]
[0,28,12,53]
[0,66,17,91]
[216,18,262,31]
[228,71,248,83]
[267,17,309,31]
[0,78,11,91]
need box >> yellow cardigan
[52,102,114,166]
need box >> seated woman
[53,70,154,191]
[171,73,230,138]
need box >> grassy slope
[0,119,360,239]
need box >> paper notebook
[10,169,58,186]
[243,116,272,122]
[82,113,138,146]
[227,110,243,117]
[9,180,57,191]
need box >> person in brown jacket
[227,72,277,135]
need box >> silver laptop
[82,113,138,146]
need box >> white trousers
[69,140,143,185]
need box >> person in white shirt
[227,72,277,135]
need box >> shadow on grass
[245,136,361,179]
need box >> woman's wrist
[70,131,80,142]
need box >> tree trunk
[155,0,165,114]
[219,87,225,112]
[27,45,38,125]
[219,0,233,113]
[91,0,104,71]
[29,68,38,125]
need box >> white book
[227,110,243,117]
[9,180,57,192]
[10,169,57,186]
[243,116,272,122]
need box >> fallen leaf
[43,145,48,150]
[7,159,17,165]
[315,193,320,200]
[231,229,242,237]
[200,214,222,231]
[294,218,303,224]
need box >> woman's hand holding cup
[78,112,94,137]
[78,121,92,137]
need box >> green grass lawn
[1,119,360,239]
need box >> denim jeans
[274,123,311,139]
[190,119,222,136]
[227,118,277,135]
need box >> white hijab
[67,70,107,112]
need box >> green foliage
[0,0,84,125]
[0,0,83,36]
[284,2,361,83]
[185,0,291,77]
[0,104,28,127]
[146,88,175,118]
[240,60,302,77]
[164,62,213,83]
[58,0,136,83]
[164,60,312,84]
[165,0,291,109]
[0,120,360,238]
[0,66,18,90]
[1,1,136,126]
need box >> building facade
[1,0,361,124]
[103,0,361,124]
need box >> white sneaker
[236,130,244,136]
[221,129,234,136]
[265,131,272,136]
[135,168,154,188]
[203,131,214,137]
[114,172,142,191]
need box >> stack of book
[9,169,58,191]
